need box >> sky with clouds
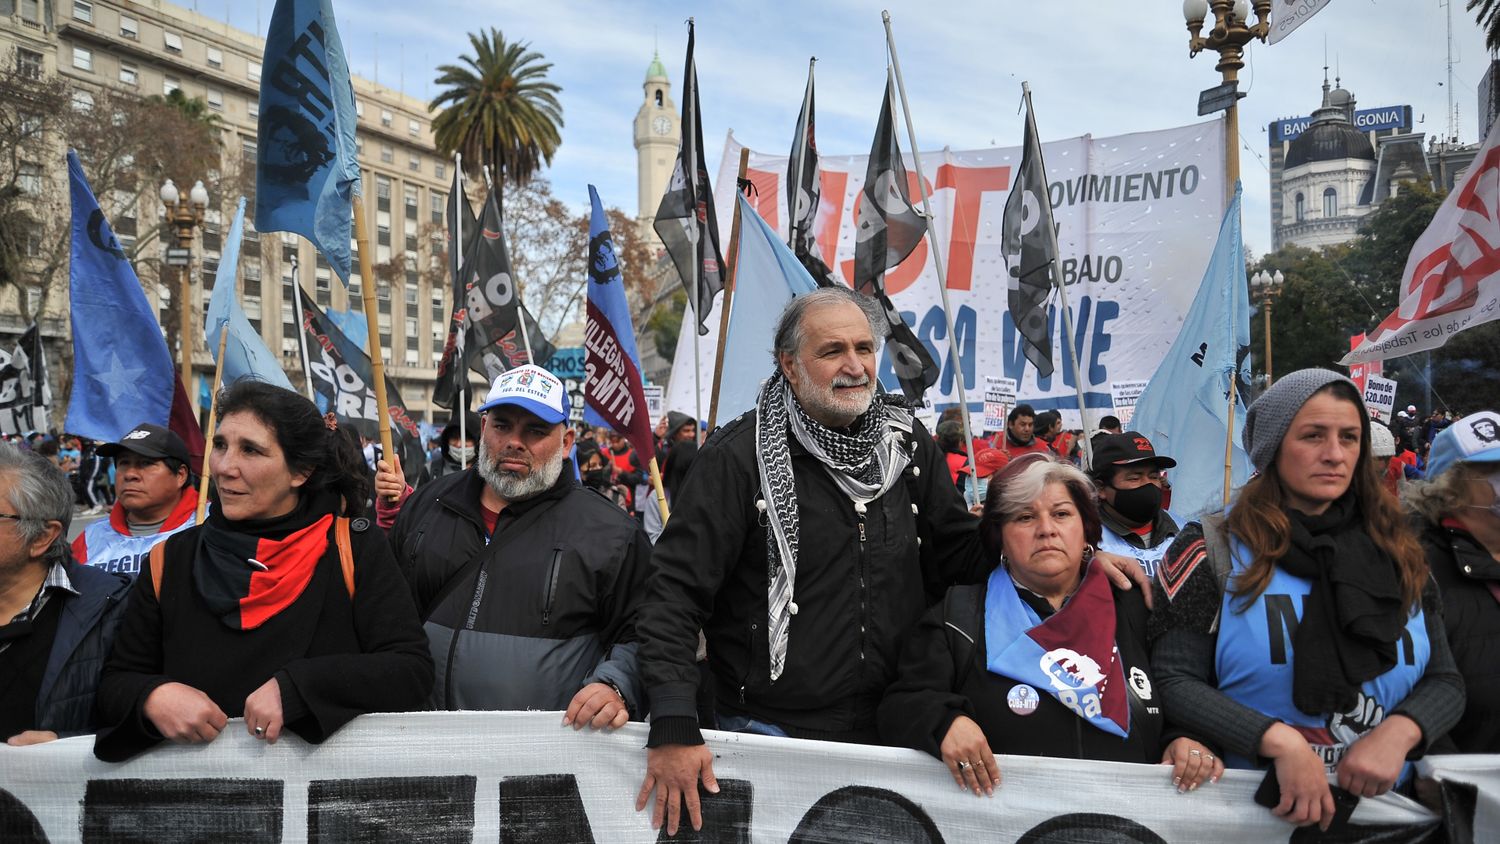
[219,0,1491,256]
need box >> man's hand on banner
[144,682,229,744]
[562,682,628,731]
[637,743,719,836]
[5,730,58,746]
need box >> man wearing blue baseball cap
[1404,410,1500,753]
[387,364,652,728]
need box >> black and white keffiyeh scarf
[756,372,915,681]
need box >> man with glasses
[0,444,130,746]
[69,423,198,578]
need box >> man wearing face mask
[426,413,480,484]
[1090,432,1180,579]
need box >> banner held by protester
[0,324,51,436]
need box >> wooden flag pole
[352,201,397,497]
[883,13,980,506]
[648,455,671,523]
[1224,380,1237,506]
[194,329,229,522]
[706,148,751,435]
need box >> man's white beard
[792,357,875,426]
[476,437,568,502]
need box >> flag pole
[648,455,670,523]
[195,328,228,522]
[1021,82,1094,470]
[882,15,979,505]
[455,152,468,471]
[288,251,315,401]
[352,200,397,497]
[788,57,815,251]
[481,164,535,364]
[706,148,751,435]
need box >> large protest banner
[0,712,1449,842]
[668,121,1224,427]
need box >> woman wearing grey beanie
[1147,369,1463,831]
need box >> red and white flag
[1342,119,1500,365]
[1346,333,1381,391]
[1268,0,1335,45]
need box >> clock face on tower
[652,116,672,136]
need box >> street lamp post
[1252,269,1284,384]
[160,178,209,404]
[1183,0,1272,200]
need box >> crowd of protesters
[2,288,1495,837]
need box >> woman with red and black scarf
[93,382,433,762]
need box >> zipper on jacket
[857,507,868,663]
[541,549,562,626]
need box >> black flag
[1001,99,1058,378]
[850,74,939,404]
[787,61,835,286]
[654,20,724,335]
[0,323,51,435]
[299,289,425,485]
[435,185,556,405]
[432,167,480,409]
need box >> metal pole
[455,153,468,471]
[1264,297,1274,384]
[882,13,980,505]
[288,251,315,401]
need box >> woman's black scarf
[1281,494,1406,716]
[195,488,340,630]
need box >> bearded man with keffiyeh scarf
[633,289,1152,836]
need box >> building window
[1294,192,1305,223]
[408,153,421,173]
[164,31,184,53]
[655,90,663,107]
[408,119,421,137]
[71,90,95,112]
[18,163,42,195]
[164,76,180,96]
[434,161,446,180]
[247,61,262,82]
[405,186,419,220]
[376,175,391,200]
[72,1,93,23]
[120,15,138,38]
[380,146,393,164]
[206,47,223,68]
[404,349,419,367]
[17,49,43,80]
[206,88,223,110]
[118,61,138,86]
[248,99,259,119]
[72,47,93,72]
[431,194,445,224]
[19,0,40,25]
[380,109,393,128]
[1322,187,1337,218]
[18,112,41,141]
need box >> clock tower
[634,51,679,244]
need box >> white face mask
[451,445,476,462]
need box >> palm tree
[1472,0,1500,51]
[429,28,563,198]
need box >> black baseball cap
[1090,431,1177,477]
[97,423,190,466]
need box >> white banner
[983,375,1018,433]
[1111,379,1151,427]
[1420,754,1500,843]
[669,122,1225,430]
[0,712,1445,842]
[1269,0,1336,45]
[642,384,665,430]
[1364,374,1399,423]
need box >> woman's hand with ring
[1162,737,1223,793]
[939,715,1000,797]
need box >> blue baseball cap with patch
[476,364,570,425]
[1427,411,1500,479]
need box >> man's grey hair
[1403,459,1482,524]
[771,287,885,366]
[0,443,74,563]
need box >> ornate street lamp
[1252,269,1285,383]
[1183,0,1272,199]
[160,178,209,393]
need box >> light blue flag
[714,193,820,421]
[64,150,174,441]
[205,197,294,391]
[325,305,368,349]
[1130,182,1254,519]
[255,0,360,283]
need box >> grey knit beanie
[1242,368,1363,473]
